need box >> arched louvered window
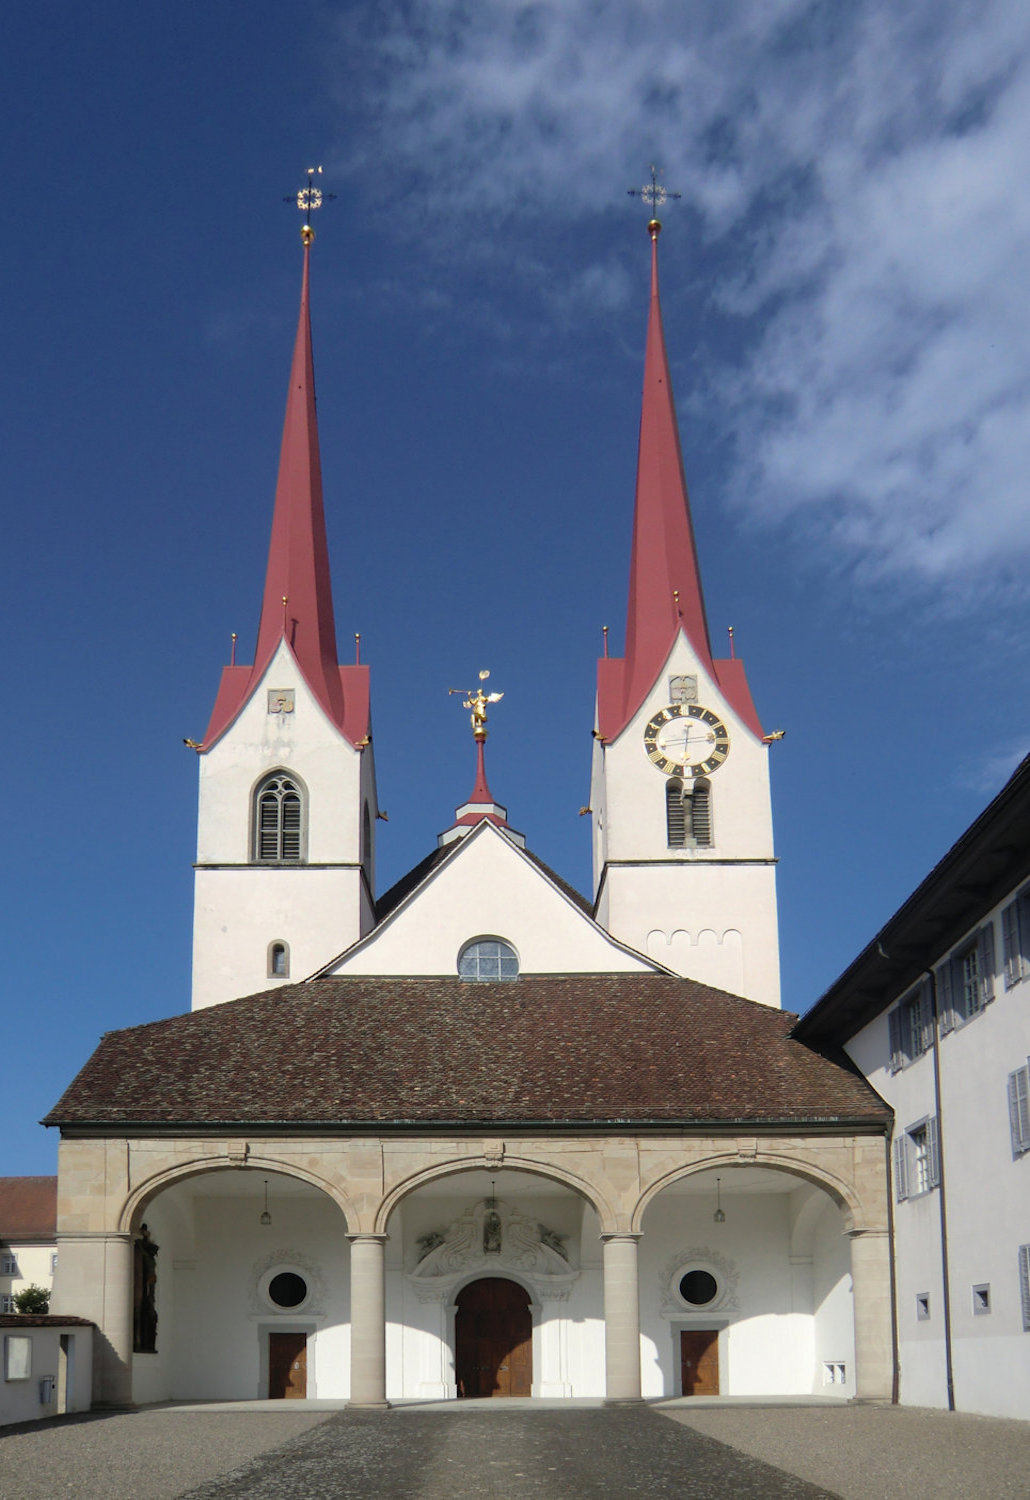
[666,777,713,849]
[666,778,687,847]
[361,801,372,880]
[691,779,713,847]
[254,772,305,863]
[268,940,290,978]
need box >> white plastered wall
[192,640,376,1009]
[591,634,779,1006]
[331,821,657,978]
[845,885,1030,1420]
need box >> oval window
[679,1269,718,1306]
[268,1271,308,1309]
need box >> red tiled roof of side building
[0,1177,57,1240]
[44,978,889,1130]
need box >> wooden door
[455,1278,532,1397]
[680,1329,719,1396]
[269,1331,307,1399]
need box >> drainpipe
[926,967,956,1411]
[884,1130,901,1404]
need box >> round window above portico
[679,1269,718,1306]
[458,937,519,981]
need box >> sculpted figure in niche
[133,1224,159,1353]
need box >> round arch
[631,1151,866,1235]
[374,1154,615,1234]
[118,1154,358,1235]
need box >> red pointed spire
[201,240,368,749]
[251,239,343,718]
[597,221,763,742]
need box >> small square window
[0,1254,18,1276]
[0,1295,16,1314]
[916,1293,930,1321]
[972,1283,991,1315]
[822,1362,847,1385]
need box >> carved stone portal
[408,1199,578,1302]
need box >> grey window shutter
[980,923,996,1005]
[1020,1245,1030,1332]
[926,1115,941,1189]
[917,981,933,1055]
[1003,900,1022,989]
[666,779,686,847]
[888,1008,904,1073]
[937,961,956,1034]
[1009,1067,1030,1157]
[893,1135,909,1202]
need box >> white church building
[46,213,894,1409]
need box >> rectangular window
[822,1362,847,1384]
[1019,1245,1030,1332]
[894,1115,940,1201]
[938,924,996,1031]
[3,1335,31,1380]
[50,1252,58,1275]
[0,1254,17,1276]
[0,1295,16,1314]
[972,1284,991,1315]
[1003,891,1030,988]
[916,1293,931,1321]
[888,981,933,1072]
[1009,1063,1030,1157]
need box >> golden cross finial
[448,669,504,740]
[628,164,681,230]
[284,166,336,245]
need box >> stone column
[849,1228,893,1400]
[601,1233,643,1403]
[348,1233,389,1408]
[52,1233,135,1408]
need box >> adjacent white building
[796,753,1030,1420]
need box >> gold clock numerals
[643,702,730,776]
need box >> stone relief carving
[408,1198,579,1301]
[658,1245,740,1319]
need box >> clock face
[643,703,730,776]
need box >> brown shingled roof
[44,977,888,1130]
[0,1177,57,1240]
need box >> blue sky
[4,0,1030,1174]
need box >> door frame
[670,1321,727,1397]
[448,1275,539,1398]
[259,1322,315,1400]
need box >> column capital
[599,1231,643,1244]
[346,1232,389,1245]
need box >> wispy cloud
[333,1,1030,592]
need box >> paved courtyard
[1,1399,1028,1499]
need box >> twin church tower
[190,206,779,1013]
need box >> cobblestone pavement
[2,1400,1029,1500]
[660,1400,1030,1500]
[177,1406,835,1499]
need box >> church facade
[47,215,893,1409]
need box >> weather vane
[284,166,336,245]
[628,164,681,226]
[448,670,504,741]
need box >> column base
[347,1399,391,1411]
[603,1396,645,1407]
